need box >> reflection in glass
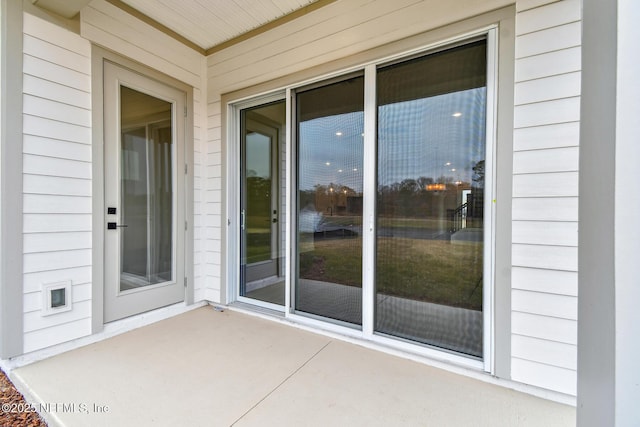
[375,40,487,357]
[245,131,272,264]
[240,101,287,306]
[296,75,364,325]
[120,86,173,291]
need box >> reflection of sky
[246,132,271,178]
[379,88,486,186]
[298,88,486,191]
[299,111,364,191]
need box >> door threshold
[227,301,285,319]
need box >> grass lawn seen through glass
[299,237,482,311]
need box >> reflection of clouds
[246,132,271,178]
[379,88,486,186]
[299,112,364,191]
[299,88,486,191]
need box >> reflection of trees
[472,160,484,185]
[378,175,482,219]
[299,164,485,220]
[246,177,271,216]
[300,183,361,215]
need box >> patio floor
[11,307,575,427]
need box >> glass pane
[375,41,487,357]
[240,101,286,306]
[120,86,173,291]
[296,75,364,325]
[245,131,272,264]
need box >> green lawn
[299,237,482,310]
[246,229,271,263]
[319,216,450,230]
[245,213,484,311]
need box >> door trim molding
[91,46,194,332]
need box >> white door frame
[226,29,498,371]
[227,93,287,312]
[91,48,194,331]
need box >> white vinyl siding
[193,84,206,302]
[22,12,93,353]
[81,3,201,88]
[204,98,222,301]
[511,0,581,396]
[80,0,207,303]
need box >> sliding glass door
[240,101,286,306]
[375,41,487,357]
[234,35,491,360]
[294,74,365,325]
[292,39,488,356]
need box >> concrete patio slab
[11,307,575,427]
[236,339,573,426]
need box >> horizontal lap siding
[511,0,580,395]
[204,97,221,300]
[194,84,206,302]
[81,2,201,87]
[22,12,93,353]
[81,1,207,303]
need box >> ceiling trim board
[105,0,336,57]
[105,0,207,55]
[204,0,338,56]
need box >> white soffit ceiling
[120,0,322,51]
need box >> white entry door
[103,61,186,322]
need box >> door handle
[241,210,246,230]
[107,222,128,229]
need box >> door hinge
[184,106,187,117]
[185,221,188,231]
[184,277,187,287]
[184,164,188,174]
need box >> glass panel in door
[240,101,286,306]
[295,75,364,326]
[104,61,185,324]
[120,86,174,291]
[375,40,487,357]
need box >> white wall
[22,12,93,353]
[510,0,581,396]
